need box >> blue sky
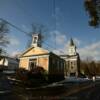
[0,0,100,60]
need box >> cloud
[49,30,67,46]
[55,32,67,45]
[78,41,100,60]
[74,38,81,46]
[10,51,21,57]
[49,30,67,54]
[9,36,20,46]
[54,37,100,60]
[52,36,100,60]
[49,32,81,56]
[6,36,21,56]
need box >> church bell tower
[68,38,77,56]
[67,38,80,77]
[31,33,42,47]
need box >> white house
[0,56,19,71]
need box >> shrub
[15,67,48,87]
[15,68,28,81]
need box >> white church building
[60,38,80,77]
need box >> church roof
[19,46,49,58]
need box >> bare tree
[26,23,47,48]
[89,61,96,76]
[80,60,90,76]
[0,20,9,56]
[95,61,100,75]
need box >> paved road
[11,79,100,100]
[67,82,100,100]
[0,73,23,100]
[59,78,100,100]
[0,74,100,100]
[0,73,11,92]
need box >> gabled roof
[19,46,50,58]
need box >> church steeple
[70,38,75,46]
[68,38,77,56]
[31,33,42,47]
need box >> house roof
[0,55,19,63]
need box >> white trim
[65,58,77,61]
[68,58,77,61]
[20,55,49,59]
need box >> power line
[11,0,64,53]
[0,18,28,35]
[0,18,64,54]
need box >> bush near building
[15,67,48,87]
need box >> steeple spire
[68,38,76,56]
[70,38,75,46]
